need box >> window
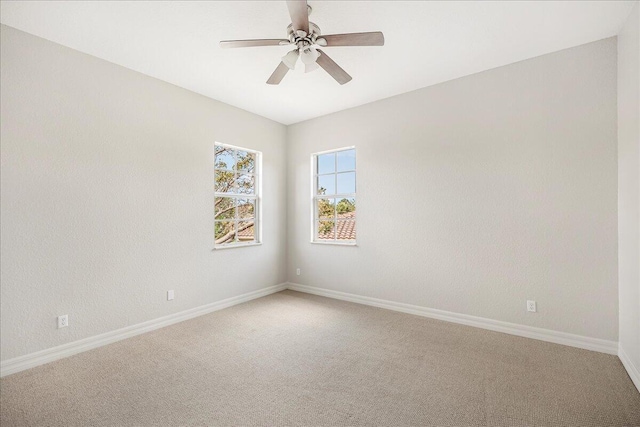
[214,143,261,248]
[312,147,356,244]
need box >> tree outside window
[214,143,261,247]
[312,148,356,243]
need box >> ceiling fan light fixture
[282,49,299,70]
[300,47,319,65]
[304,61,320,73]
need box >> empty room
[1,0,639,425]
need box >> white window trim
[310,146,357,245]
[213,142,262,250]
[311,241,357,247]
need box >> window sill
[310,241,357,246]
[213,242,262,251]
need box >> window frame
[310,146,357,246]
[214,142,262,250]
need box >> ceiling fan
[219,0,384,85]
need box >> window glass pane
[237,220,255,242]
[317,221,335,240]
[317,153,335,174]
[337,172,356,194]
[236,151,255,173]
[215,221,236,244]
[336,197,355,219]
[336,220,356,241]
[337,149,356,172]
[215,170,235,193]
[215,146,236,171]
[237,199,255,219]
[317,198,335,219]
[317,174,335,195]
[215,197,235,220]
[236,174,255,194]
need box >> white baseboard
[0,283,287,378]
[618,344,640,392]
[1,282,626,379]
[286,282,619,355]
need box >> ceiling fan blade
[315,49,352,85]
[220,39,290,48]
[266,62,290,85]
[319,32,385,47]
[286,0,309,34]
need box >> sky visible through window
[317,149,356,195]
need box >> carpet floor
[1,290,639,426]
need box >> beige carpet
[1,290,639,426]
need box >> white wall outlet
[167,290,174,301]
[527,300,537,313]
[296,268,301,276]
[57,314,68,329]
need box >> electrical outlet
[296,268,301,276]
[57,315,68,329]
[167,290,174,301]
[527,300,537,313]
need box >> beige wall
[618,2,640,384]
[0,25,288,361]
[287,38,619,341]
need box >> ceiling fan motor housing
[287,22,323,48]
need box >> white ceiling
[0,1,635,125]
